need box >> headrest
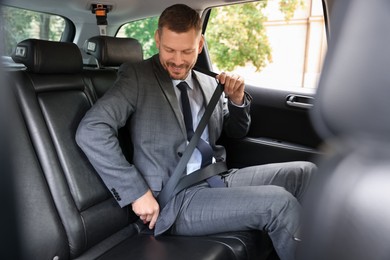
[12,39,83,74]
[83,36,143,67]
[310,1,390,140]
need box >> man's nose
[172,51,183,64]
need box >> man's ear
[198,34,205,53]
[154,30,160,49]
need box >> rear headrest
[12,39,83,74]
[83,36,143,67]
[310,1,390,140]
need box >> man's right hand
[131,189,160,230]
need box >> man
[76,4,315,260]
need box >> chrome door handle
[286,94,314,109]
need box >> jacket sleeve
[223,92,252,138]
[76,63,149,208]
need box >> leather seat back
[301,1,390,259]
[83,35,143,68]
[5,70,69,260]
[82,35,143,98]
[12,39,133,258]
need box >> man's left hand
[216,72,245,106]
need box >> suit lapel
[151,55,186,137]
[193,71,214,105]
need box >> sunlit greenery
[121,16,159,59]
[206,2,271,72]
[1,6,64,55]
[279,0,305,20]
[206,1,303,72]
[121,1,302,72]
[1,0,303,71]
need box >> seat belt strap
[157,68,224,209]
[172,161,228,195]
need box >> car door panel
[220,85,323,168]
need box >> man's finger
[149,211,159,230]
[216,72,226,84]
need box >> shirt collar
[172,71,194,90]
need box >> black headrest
[310,1,390,140]
[12,39,83,74]
[83,36,143,67]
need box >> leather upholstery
[7,72,69,260]
[310,0,390,140]
[83,36,143,67]
[7,38,277,259]
[301,1,390,259]
[11,39,131,258]
[12,39,83,74]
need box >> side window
[117,16,159,59]
[205,0,326,90]
[1,6,68,57]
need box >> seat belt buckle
[91,3,112,35]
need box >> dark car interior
[297,1,390,259]
[3,0,390,259]
[3,36,279,259]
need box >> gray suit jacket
[76,54,251,235]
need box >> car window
[1,6,68,58]
[116,0,326,90]
[117,16,159,59]
[205,0,326,90]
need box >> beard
[163,61,195,80]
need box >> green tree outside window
[121,16,159,59]
[1,6,65,56]
[120,0,302,72]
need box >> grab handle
[286,94,314,109]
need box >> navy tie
[176,81,225,187]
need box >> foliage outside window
[207,0,326,89]
[118,0,325,89]
[1,6,66,55]
[117,17,159,59]
[206,0,303,72]
[118,0,302,71]
[207,2,271,72]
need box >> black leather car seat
[9,38,276,259]
[299,1,390,259]
[11,39,132,259]
[82,35,143,98]
[83,35,143,68]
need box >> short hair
[158,4,202,34]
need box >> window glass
[1,6,67,56]
[205,0,327,89]
[117,16,159,59]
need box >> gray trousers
[169,161,316,260]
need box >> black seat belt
[157,67,227,209]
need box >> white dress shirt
[172,73,213,175]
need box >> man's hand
[216,72,245,106]
[132,189,160,229]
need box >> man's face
[155,27,204,80]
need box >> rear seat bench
[8,38,276,260]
